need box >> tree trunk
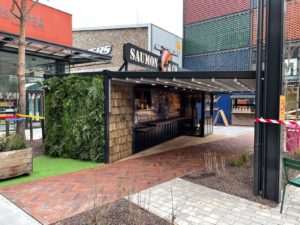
[16,0,27,138]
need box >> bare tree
[10,0,38,137]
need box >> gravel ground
[182,154,278,207]
[54,199,171,225]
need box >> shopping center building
[183,0,300,123]
[72,24,183,72]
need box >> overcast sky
[39,0,183,37]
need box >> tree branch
[10,0,23,17]
[27,0,39,15]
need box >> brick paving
[0,133,253,225]
[129,178,300,225]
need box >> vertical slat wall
[184,49,250,71]
[184,12,251,56]
[184,0,251,25]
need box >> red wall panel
[253,0,300,44]
[0,0,72,46]
[184,0,251,25]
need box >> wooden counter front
[134,118,191,153]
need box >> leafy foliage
[44,75,105,162]
[0,134,27,152]
[231,152,249,167]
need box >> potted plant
[0,135,33,179]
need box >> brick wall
[72,28,148,72]
[109,83,133,162]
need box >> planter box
[0,148,33,180]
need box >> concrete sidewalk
[0,194,41,225]
[129,178,300,225]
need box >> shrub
[44,75,105,162]
[231,152,249,167]
[0,136,7,152]
[0,135,27,152]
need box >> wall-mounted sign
[88,45,113,55]
[123,43,179,72]
[123,43,159,70]
[0,0,72,46]
[154,44,180,57]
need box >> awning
[106,71,256,93]
[0,31,112,64]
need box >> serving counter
[134,117,192,153]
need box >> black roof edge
[44,70,257,80]
[0,31,112,61]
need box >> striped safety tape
[0,115,22,120]
[255,118,300,126]
[17,114,45,120]
[6,118,26,121]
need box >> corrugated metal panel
[150,25,183,67]
[184,12,251,56]
[213,94,232,125]
[184,48,250,71]
[184,0,251,25]
[252,1,300,44]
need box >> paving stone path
[0,133,253,225]
[129,178,300,225]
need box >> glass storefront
[0,51,56,132]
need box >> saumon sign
[123,43,179,71]
[123,43,159,70]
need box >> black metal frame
[104,76,111,164]
[104,70,256,79]
[254,0,285,202]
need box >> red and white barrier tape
[255,118,300,126]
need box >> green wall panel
[184,12,251,56]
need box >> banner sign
[154,44,180,57]
[279,95,286,120]
[123,43,179,72]
[0,0,72,46]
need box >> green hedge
[44,75,105,162]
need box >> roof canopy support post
[258,0,285,202]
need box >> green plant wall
[44,75,105,162]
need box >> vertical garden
[44,75,105,162]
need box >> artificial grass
[0,156,102,188]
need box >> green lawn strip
[0,156,102,188]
